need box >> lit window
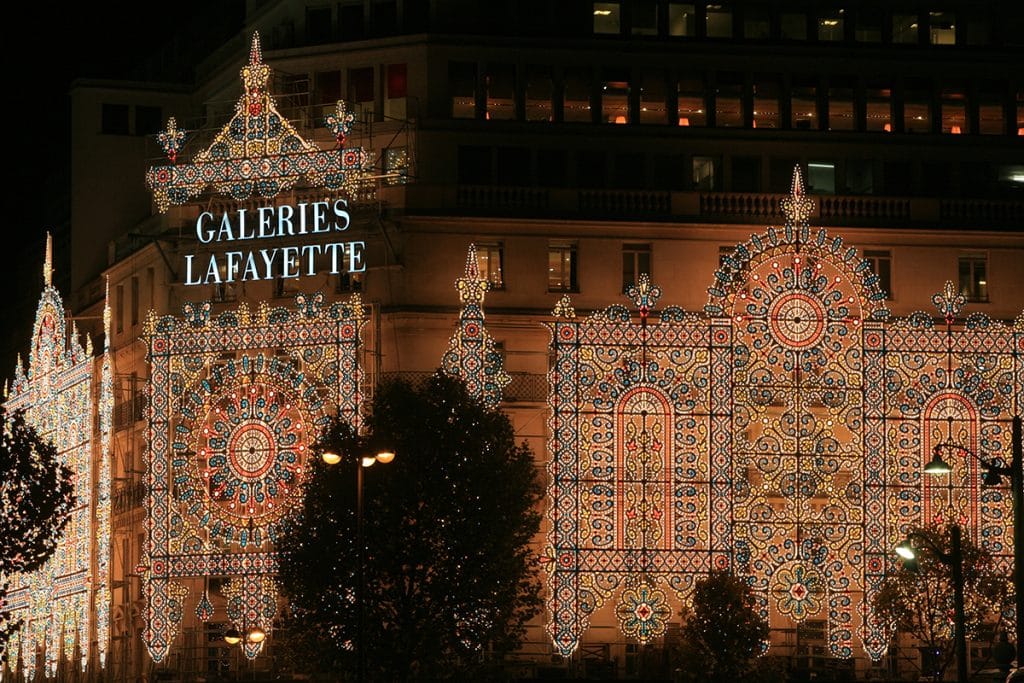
[677,76,706,126]
[639,72,667,124]
[892,14,918,44]
[706,4,733,38]
[622,243,651,292]
[693,156,717,190]
[336,271,364,293]
[791,79,817,130]
[958,254,988,303]
[449,61,476,119]
[476,243,504,289]
[807,161,835,194]
[603,77,630,124]
[548,242,578,292]
[940,87,966,134]
[929,11,956,45]
[863,250,892,299]
[485,64,515,121]
[828,83,854,131]
[753,78,779,129]
[214,264,237,303]
[715,74,744,127]
[865,84,891,132]
[978,82,1006,135]
[668,3,695,36]
[817,10,844,41]
[564,68,593,123]
[525,65,553,122]
[903,81,931,133]
[593,2,621,34]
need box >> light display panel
[543,168,1020,660]
[442,244,510,408]
[146,32,371,212]
[142,292,365,662]
[4,237,112,678]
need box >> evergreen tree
[0,407,76,664]
[873,523,1008,681]
[674,570,770,683]
[277,373,543,680]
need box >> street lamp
[928,415,1023,665]
[894,526,968,683]
[321,434,395,683]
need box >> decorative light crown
[146,32,371,212]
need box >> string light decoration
[441,244,510,408]
[2,236,111,679]
[142,292,365,663]
[145,32,371,212]
[542,167,1018,661]
[223,576,278,659]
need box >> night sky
[1,2,244,380]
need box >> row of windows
[476,242,991,303]
[451,61,1024,136]
[458,146,1024,198]
[592,2,992,47]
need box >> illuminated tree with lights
[872,523,1008,682]
[278,372,543,680]
[673,570,770,683]
[0,407,75,663]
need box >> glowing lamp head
[361,455,377,468]
[924,450,952,476]
[246,626,267,644]
[375,449,396,464]
[321,450,342,466]
[895,541,917,561]
[224,628,242,645]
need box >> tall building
[4,1,1021,680]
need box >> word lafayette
[183,199,364,285]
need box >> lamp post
[322,437,395,683]
[927,415,1023,664]
[895,525,968,683]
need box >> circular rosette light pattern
[771,562,824,621]
[615,582,671,644]
[172,354,322,548]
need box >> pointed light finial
[250,31,263,65]
[464,243,481,280]
[242,31,271,94]
[455,243,488,305]
[780,165,815,225]
[43,231,53,286]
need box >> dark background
[0,2,244,382]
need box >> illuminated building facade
[2,0,1020,680]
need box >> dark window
[537,149,568,187]
[577,150,606,188]
[102,104,130,135]
[807,161,835,194]
[348,67,374,103]
[593,2,621,34]
[731,157,760,192]
[791,78,817,129]
[769,158,798,192]
[336,270,364,293]
[631,0,658,35]
[476,243,504,289]
[450,61,477,118]
[743,5,770,39]
[865,83,892,132]
[653,154,686,190]
[958,254,988,302]
[622,243,652,292]
[116,284,124,334]
[548,242,578,292]
[613,152,645,189]
[863,250,892,299]
[135,106,162,136]
[903,81,931,133]
[693,156,719,190]
[882,161,912,195]
[892,14,918,44]
[131,276,139,326]
[275,276,300,298]
[386,63,407,99]
[845,160,874,194]
[639,71,667,124]
[828,82,855,130]
[316,71,342,104]
[372,1,398,35]
[781,13,807,40]
[496,147,530,186]
[307,6,333,43]
[978,81,1005,135]
[458,146,492,185]
[855,9,882,42]
[404,0,429,32]
[339,2,365,40]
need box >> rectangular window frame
[958,253,989,303]
[476,242,505,290]
[622,242,652,293]
[863,249,893,300]
[548,242,579,293]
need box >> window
[903,82,931,133]
[315,70,342,105]
[485,63,515,120]
[372,0,398,35]
[497,147,530,186]
[817,9,844,41]
[781,13,806,40]
[476,243,504,289]
[677,75,706,126]
[135,106,162,136]
[622,243,651,292]
[940,86,966,134]
[753,77,779,128]
[602,76,630,124]
[336,270,364,293]
[593,2,621,34]
[807,161,835,194]
[525,66,553,121]
[693,156,718,190]
[457,145,492,184]
[116,283,124,334]
[348,67,375,107]
[564,68,593,123]
[928,11,956,45]
[855,9,882,42]
[965,16,991,46]
[978,82,1005,135]
[958,254,988,302]
[449,61,476,118]
[863,250,892,299]
[770,157,798,192]
[714,74,744,127]
[828,82,854,130]
[102,104,130,135]
[639,71,667,124]
[706,4,733,38]
[384,63,407,119]
[131,276,139,326]
[577,150,606,187]
[631,0,657,35]
[538,149,568,187]
[548,242,578,292]
[892,14,918,44]
[865,83,891,132]
[275,276,300,298]
[307,6,333,43]
[338,2,364,40]
[791,78,817,129]
[652,154,686,190]
[668,3,696,36]
[743,6,770,39]
[845,159,874,194]
[613,152,645,189]
[731,156,760,192]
